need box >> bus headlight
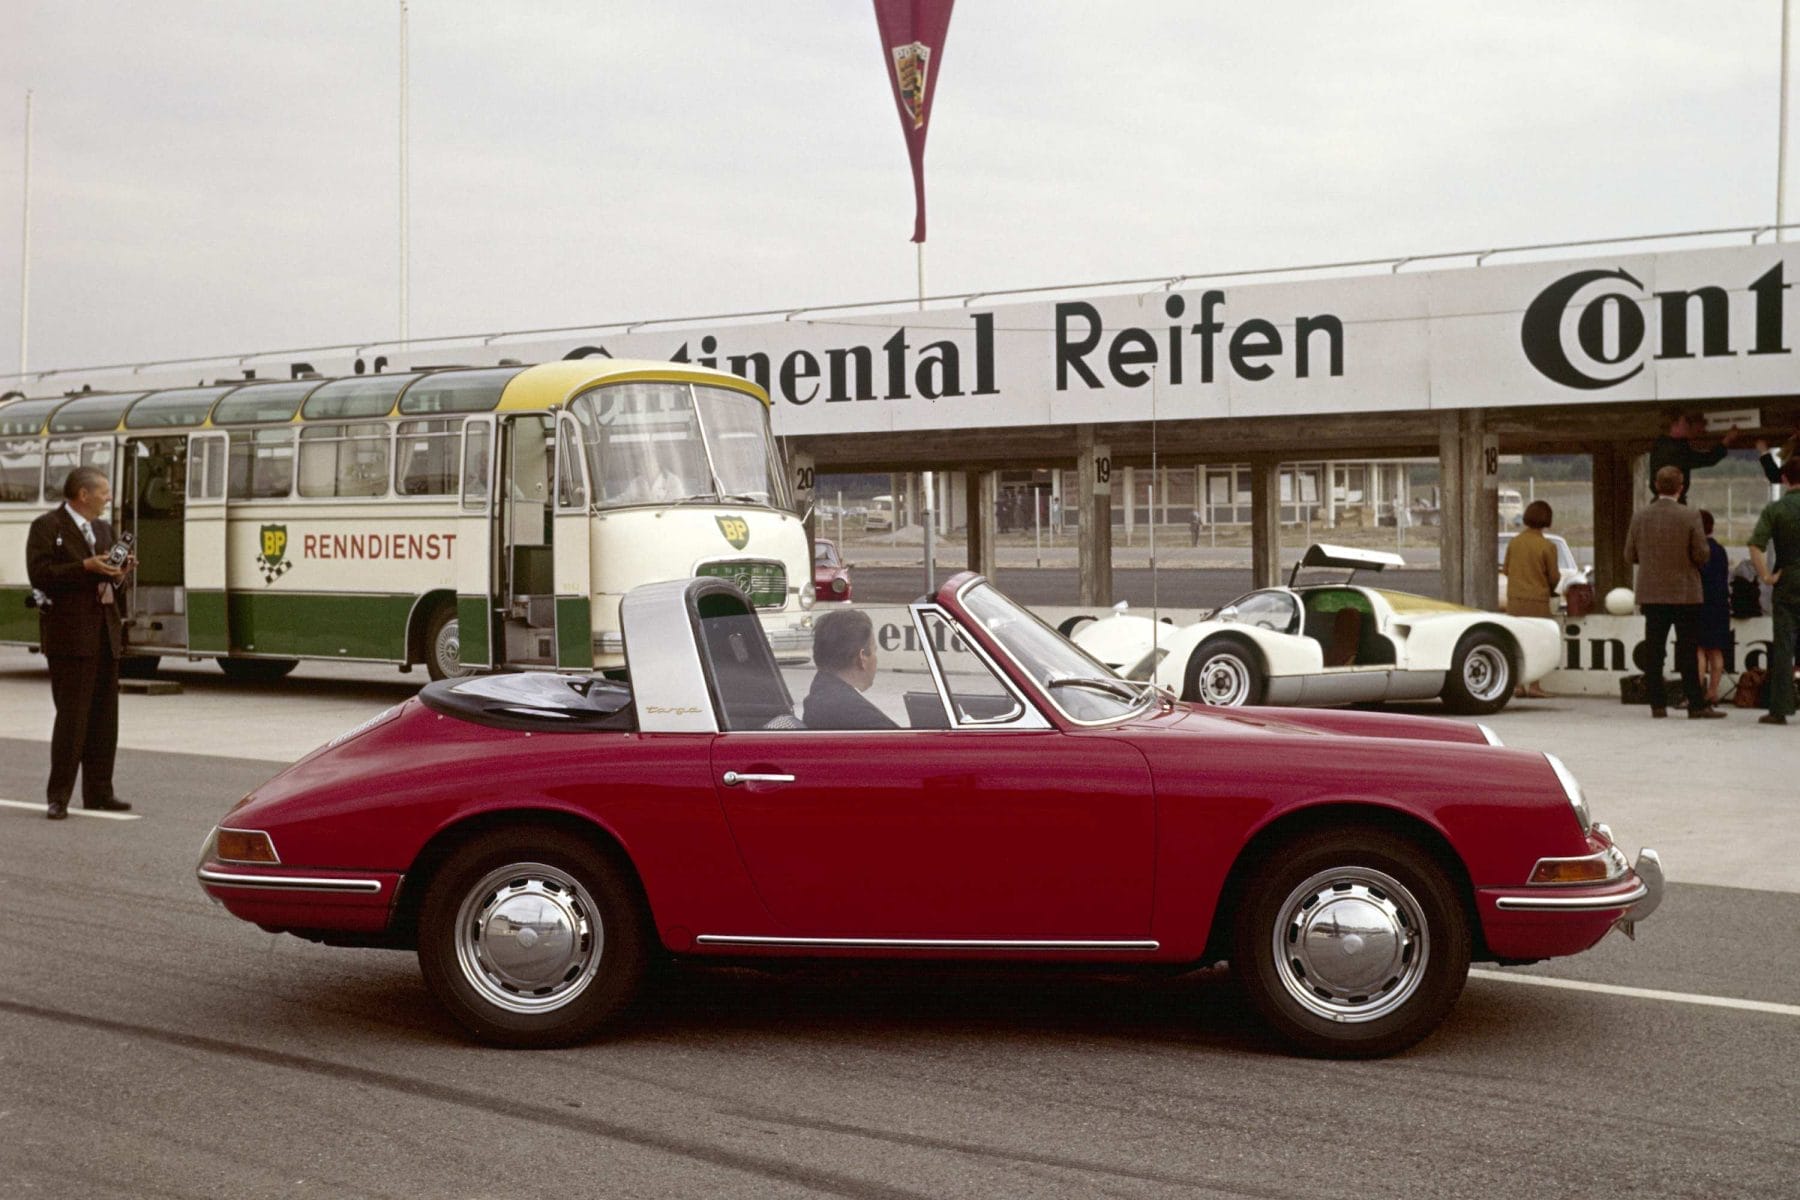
[798,590,815,610]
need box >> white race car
[1067,544,1560,716]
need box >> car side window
[918,611,1025,726]
[1232,590,1300,634]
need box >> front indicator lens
[215,829,280,864]
[1528,844,1628,885]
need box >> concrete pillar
[1592,445,1637,598]
[1122,466,1136,543]
[789,448,816,564]
[1324,460,1337,529]
[1249,455,1282,589]
[1439,410,1498,608]
[1077,426,1113,606]
[966,469,998,579]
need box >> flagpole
[919,239,935,593]
[1780,0,1792,242]
[399,0,411,344]
[18,89,32,378]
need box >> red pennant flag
[872,0,955,243]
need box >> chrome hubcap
[454,862,603,1014]
[1462,645,1509,701]
[1197,653,1251,706]
[1272,866,1429,1023]
[436,618,472,677]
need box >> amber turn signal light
[215,829,280,864]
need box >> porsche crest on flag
[872,0,954,243]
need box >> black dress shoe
[1761,713,1790,726]
[1688,707,1727,719]
[46,803,67,821]
[82,797,132,812]
[1650,706,1668,719]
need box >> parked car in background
[1067,544,1560,715]
[812,537,853,602]
[198,573,1659,1059]
[1497,531,1592,613]
[1498,487,1525,527]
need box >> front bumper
[1477,848,1664,957]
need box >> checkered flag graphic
[257,556,292,585]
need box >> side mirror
[1218,605,1240,623]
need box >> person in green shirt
[1748,456,1800,725]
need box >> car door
[707,608,1156,941]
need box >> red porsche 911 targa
[198,574,1660,1057]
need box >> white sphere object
[1604,587,1635,616]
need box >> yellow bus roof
[496,360,770,412]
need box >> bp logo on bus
[716,516,750,550]
[256,524,293,585]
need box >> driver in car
[802,609,899,730]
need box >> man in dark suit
[26,466,134,819]
[802,608,899,730]
[1625,464,1725,720]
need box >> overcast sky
[0,1,1790,383]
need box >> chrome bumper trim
[1493,848,1662,916]
[198,867,384,894]
[695,935,1159,950]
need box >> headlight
[831,576,848,594]
[1543,753,1591,833]
[798,590,815,610]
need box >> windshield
[572,382,789,511]
[958,583,1151,723]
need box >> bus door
[552,411,592,669]
[455,416,497,670]
[118,435,189,651]
[497,413,553,667]
[183,432,230,654]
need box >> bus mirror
[290,362,315,379]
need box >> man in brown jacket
[1625,465,1725,719]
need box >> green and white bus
[0,359,812,680]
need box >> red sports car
[812,537,852,601]
[197,574,1661,1058]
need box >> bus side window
[42,439,78,502]
[299,423,389,498]
[556,423,587,509]
[0,438,43,503]
[229,429,294,500]
[396,419,460,497]
[462,423,492,510]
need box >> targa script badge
[716,516,750,550]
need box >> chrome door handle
[722,771,795,786]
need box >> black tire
[424,601,471,681]
[217,657,299,682]
[1183,638,1266,706]
[118,655,161,680]
[1231,827,1470,1058]
[1056,614,1095,640]
[417,828,647,1048]
[1441,630,1514,715]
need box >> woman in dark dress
[1696,509,1732,706]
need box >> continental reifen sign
[16,243,1797,437]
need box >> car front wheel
[1231,828,1470,1058]
[417,829,647,1047]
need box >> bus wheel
[118,655,161,680]
[217,658,299,683]
[425,603,472,681]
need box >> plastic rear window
[213,382,318,425]
[301,374,420,420]
[0,398,64,436]
[48,393,142,433]
[124,387,231,429]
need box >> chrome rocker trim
[695,935,1160,950]
[197,867,384,894]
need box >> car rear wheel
[1183,639,1266,706]
[1442,630,1514,715]
[1231,828,1470,1058]
[417,829,647,1048]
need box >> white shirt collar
[62,502,93,537]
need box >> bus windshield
[572,382,789,511]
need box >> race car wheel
[424,602,474,681]
[418,829,647,1048]
[1184,639,1266,706]
[1056,614,1095,640]
[1232,828,1470,1058]
[1442,630,1514,715]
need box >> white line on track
[0,797,141,821]
[1471,968,1800,1017]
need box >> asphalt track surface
[1,731,1796,1198]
